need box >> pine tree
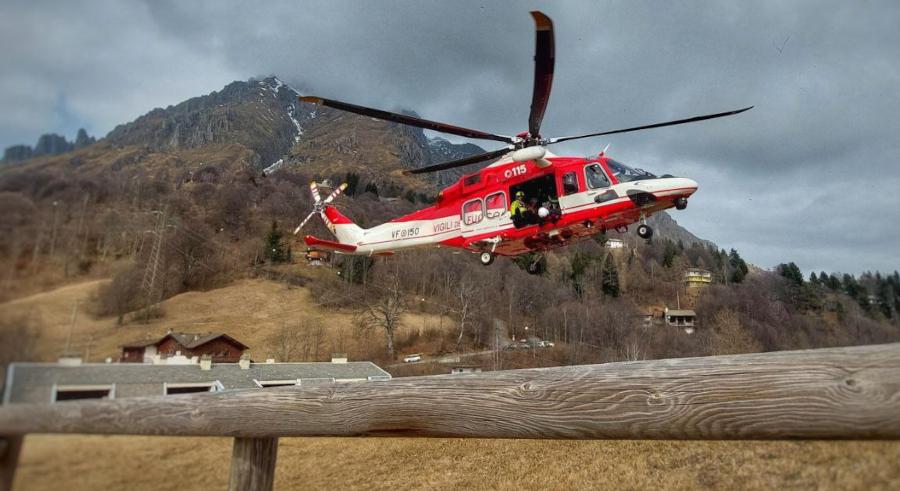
[344,172,360,196]
[778,262,804,285]
[263,221,290,263]
[809,272,820,286]
[728,249,749,283]
[602,256,620,297]
[662,241,678,268]
[827,273,841,291]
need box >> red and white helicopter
[294,11,750,273]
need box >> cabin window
[585,163,611,189]
[461,199,484,225]
[485,192,507,219]
[561,171,579,195]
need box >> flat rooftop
[3,361,391,404]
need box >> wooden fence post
[227,437,278,491]
[1,436,24,491]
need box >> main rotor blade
[528,11,555,139]
[323,183,348,204]
[300,96,515,144]
[548,106,754,144]
[310,181,321,204]
[402,147,512,175]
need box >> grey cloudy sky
[2,0,899,275]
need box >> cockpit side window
[585,163,611,189]
[606,159,655,183]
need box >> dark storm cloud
[2,0,899,274]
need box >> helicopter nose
[684,178,699,193]
[663,177,698,194]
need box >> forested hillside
[1,76,897,371]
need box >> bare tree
[96,266,145,325]
[267,323,302,362]
[357,275,407,359]
[454,276,483,351]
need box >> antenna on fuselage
[601,143,610,155]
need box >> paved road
[386,350,498,368]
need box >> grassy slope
[0,272,452,363]
[14,435,900,490]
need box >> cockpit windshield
[606,159,656,182]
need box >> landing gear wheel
[637,224,653,240]
[674,197,688,210]
[479,252,495,266]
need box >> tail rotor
[294,181,348,235]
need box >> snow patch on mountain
[259,77,304,144]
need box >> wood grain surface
[227,437,278,491]
[1,344,899,440]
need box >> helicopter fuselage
[309,151,697,259]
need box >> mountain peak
[105,76,310,166]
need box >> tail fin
[321,205,364,245]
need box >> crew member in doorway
[527,197,541,224]
[510,191,527,228]
[510,191,540,228]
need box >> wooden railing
[2,343,899,490]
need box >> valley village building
[120,331,249,364]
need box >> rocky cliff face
[74,128,96,149]
[2,145,33,163]
[424,137,489,186]
[105,76,310,167]
[644,211,712,248]
[2,128,96,164]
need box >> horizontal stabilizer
[304,235,358,253]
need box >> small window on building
[585,163,611,189]
[461,199,484,225]
[54,385,113,402]
[257,380,300,388]
[485,192,507,219]
[165,382,219,395]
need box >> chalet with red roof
[121,331,249,364]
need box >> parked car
[402,354,422,363]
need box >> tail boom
[304,235,357,253]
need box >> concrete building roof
[666,310,696,317]
[3,361,391,405]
